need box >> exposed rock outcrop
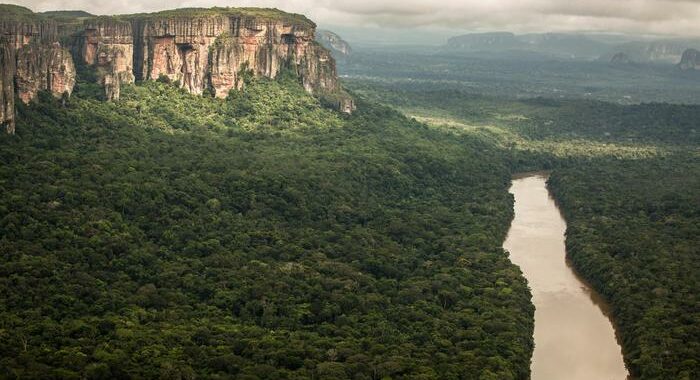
[0,5,353,134]
[0,42,16,134]
[67,9,354,112]
[15,42,76,104]
[0,4,77,134]
[73,18,134,100]
[678,48,700,71]
[316,30,352,62]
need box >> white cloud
[7,0,700,37]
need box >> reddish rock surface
[1,6,77,134]
[0,6,354,134]
[70,11,354,111]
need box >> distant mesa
[446,32,611,60]
[678,48,700,71]
[610,52,634,65]
[602,40,700,64]
[447,32,524,51]
[316,30,352,62]
[446,31,700,64]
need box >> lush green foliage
[549,156,700,380]
[346,81,700,146]
[0,4,40,21]
[0,78,533,379]
[342,47,700,104]
[345,55,700,380]
[111,7,314,27]
[3,31,699,380]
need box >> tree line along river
[504,173,629,380]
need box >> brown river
[503,173,629,380]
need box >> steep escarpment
[73,18,135,100]
[0,42,16,134]
[0,4,77,134]
[1,6,353,134]
[316,29,352,62]
[15,42,75,104]
[67,8,354,112]
[678,48,700,71]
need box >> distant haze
[7,0,700,39]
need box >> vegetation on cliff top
[0,4,40,22]
[79,7,313,28]
[0,4,34,16]
[133,7,315,27]
[39,10,95,18]
[0,4,315,28]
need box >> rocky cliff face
[74,18,135,100]
[0,42,16,134]
[0,6,353,134]
[316,30,352,61]
[678,49,700,71]
[15,42,76,104]
[67,9,354,112]
[0,5,77,134]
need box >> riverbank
[504,173,628,380]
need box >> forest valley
[1,5,699,380]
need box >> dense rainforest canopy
[1,33,699,380]
[549,157,700,379]
[344,52,700,379]
[0,74,534,379]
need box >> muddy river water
[503,173,629,380]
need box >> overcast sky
[8,0,700,38]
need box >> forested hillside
[0,74,534,379]
[344,60,700,379]
[3,9,700,379]
[549,157,700,379]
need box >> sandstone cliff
[68,8,354,112]
[0,5,354,134]
[678,48,700,71]
[73,18,135,100]
[0,41,16,134]
[0,5,77,134]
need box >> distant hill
[39,10,94,18]
[678,48,700,70]
[601,39,700,64]
[519,33,610,59]
[610,52,634,65]
[316,29,352,62]
[446,32,700,64]
[446,32,610,60]
[447,32,525,51]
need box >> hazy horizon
[5,0,700,39]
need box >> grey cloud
[5,0,700,36]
